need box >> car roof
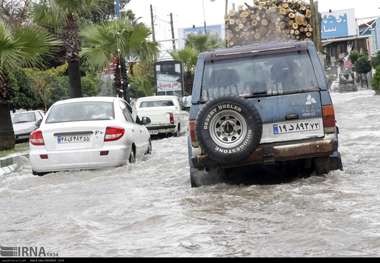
[53,97,119,106]
[136,96,178,102]
[201,40,312,60]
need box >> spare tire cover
[196,96,263,164]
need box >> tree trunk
[68,60,82,98]
[0,101,15,151]
[113,56,122,98]
[64,14,82,98]
[113,56,129,102]
[0,72,15,150]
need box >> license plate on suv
[273,119,322,135]
[57,135,91,144]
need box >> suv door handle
[286,113,299,121]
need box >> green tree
[349,50,361,65]
[129,61,155,97]
[32,0,106,98]
[81,17,158,102]
[371,51,380,69]
[171,33,223,95]
[24,64,68,111]
[170,47,198,95]
[8,69,43,110]
[0,21,59,150]
[354,54,372,88]
[185,33,223,53]
[371,66,380,94]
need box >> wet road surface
[1,90,380,257]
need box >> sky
[126,0,380,56]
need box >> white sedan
[29,97,152,176]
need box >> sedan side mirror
[141,117,151,125]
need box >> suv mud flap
[329,151,343,171]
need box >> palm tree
[81,17,158,102]
[170,34,222,95]
[32,0,105,98]
[0,22,59,150]
[185,33,223,53]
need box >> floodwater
[1,90,380,257]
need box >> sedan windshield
[201,51,318,100]
[139,100,174,108]
[46,102,114,124]
[12,112,36,124]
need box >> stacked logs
[225,0,315,47]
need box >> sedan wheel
[129,149,136,164]
[147,140,152,155]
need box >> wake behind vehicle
[135,96,188,137]
[188,41,343,187]
[12,110,44,142]
[29,97,152,176]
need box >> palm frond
[0,23,61,74]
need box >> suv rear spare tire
[196,96,262,164]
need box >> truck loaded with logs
[187,1,342,187]
[225,0,321,48]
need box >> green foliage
[354,55,372,74]
[349,51,361,65]
[24,64,68,110]
[8,70,43,110]
[170,47,198,74]
[185,33,223,53]
[371,51,380,69]
[0,22,61,76]
[81,17,158,69]
[81,16,158,99]
[371,66,380,91]
[81,73,101,97]
[129,62,155,97]
[170,34,223,94]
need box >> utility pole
[170,13,176,51]
[150,4,156,42]
[225,0,229,18]
[202,0,207,34]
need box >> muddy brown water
[1,90,380,256]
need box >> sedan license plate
[57,135,91,144]
[273,120,322,135]
[149,130,159,135]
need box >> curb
[0,153,29,176]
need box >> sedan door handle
[286,113,299,121]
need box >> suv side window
[120,101,134,123]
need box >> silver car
[11,111,44,142]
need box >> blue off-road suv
[188,41,343,187]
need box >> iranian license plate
[273,120,322,135]
[57,135,91,144]
[149,130,159,135]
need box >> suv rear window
[139,100,174,108]
[201,51,318,100]
[46,102,114,123]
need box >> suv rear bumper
[192,134,340,169]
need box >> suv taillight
[169,113,175,125]
[189,120,199,148]
[104,127,125,142]
[30,130,45,146]
[322,105,336,134]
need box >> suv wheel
[196,96,263,164]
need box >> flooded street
[1,90,380,257]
